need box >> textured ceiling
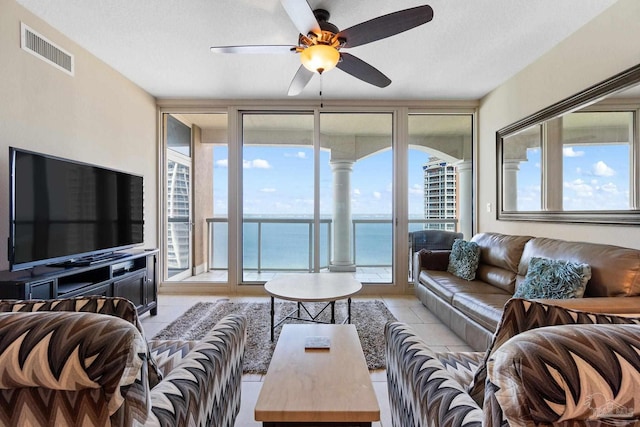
[16,0,617,101]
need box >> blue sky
[517,144,630,211]
[214,141,629,216]
[213,146,433,217]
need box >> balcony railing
[206,217,458,274]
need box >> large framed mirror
[497,63,640,224]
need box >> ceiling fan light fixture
[300,44,340,74]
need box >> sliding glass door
[164,114,193,280]
[407,114,474,235]
[241,113,315,282]
[239,111,394,284]
[159,107,475,288]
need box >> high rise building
[167,160,190,274]
[422,157,457,231]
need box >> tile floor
[140,293,473,427]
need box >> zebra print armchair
[385,298,640,427]
[0,296,246,427]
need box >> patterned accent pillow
[447,239,480,281]
[514,257,591,299]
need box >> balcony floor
[180,267,393,284]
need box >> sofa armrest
[413,249,451,284]
[0,311,149,426]
[535,296,640,315]
[147,314,247,427]
[385,321,483,427]
[148,339,198,377]
[486,324,640,426]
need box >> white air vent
[21,22,74,76]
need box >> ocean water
[211,219,429,270]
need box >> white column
[455,160,473,239]
[329,160,356,272]
[502,160,521,211]
[543,118,563,211]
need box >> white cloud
[600,182,618,193]
[260,188,276,193]
[564,178,593,197]
[243,159,272,169]
[563,147,585,157]
[373,191,382,200]
[215,159,228,168]
[353,188,361,196]
[592,161,615,177]
[284,151,307,159]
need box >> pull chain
[319,73,324,109]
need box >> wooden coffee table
[264,273,363,341]
[255,324,380,426]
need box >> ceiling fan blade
[210,45,296,54]
[336,5,434,48]
[336,53,391,88]
[288,65,314,96]
[280,0,321,36]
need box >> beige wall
[478,0,640,249]
[0,0,157,270]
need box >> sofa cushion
[451,293,511,332]
[471,233,533,291]
[471,233,533,273]
[513,257,591,299]
[518,237,640,297]
[474,264,518,294]
[448,239,481,280]
[421,270,508,304]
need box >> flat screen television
[9,147,144,271]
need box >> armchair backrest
[487,323,640,426]
[0,310,150,426]
[0,296,163,387]
[409,230,463,252]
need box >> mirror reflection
[498,65,640,224]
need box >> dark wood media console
[0,249,158,316]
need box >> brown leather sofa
[413,232,640,350]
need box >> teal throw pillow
[447,239,480,281]
[514,256,591,299]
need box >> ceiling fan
[210,0,434,96]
